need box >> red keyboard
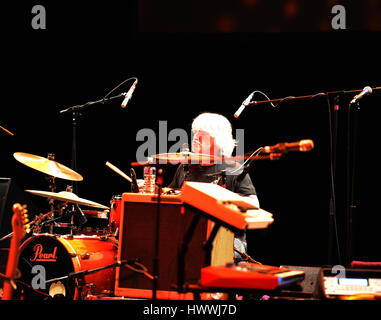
[201,262,305,290]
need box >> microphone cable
[102,76,138,102]
[326,94,342,266]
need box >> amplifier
[114,193,210,299]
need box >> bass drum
[16,234,117,300]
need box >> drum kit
[11,152,112,236]
[3,150,234,300]
[1,152,126,300]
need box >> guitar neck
[2,236,21,299]
[2,203,28,300]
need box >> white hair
[191,112,236,157]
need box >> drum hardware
[36,203,73,234]
[25,188,108,235]
[45,153,57,234]
[68,252,90,260]
[72,203,87,225]
[44,205,91,236]
[31,211,53,234]
[0,209,56,241]
[45,153,57,189]
[109,195,121,236]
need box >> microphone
[130,168,139,193]
[121,79,138,108]
[234,92,254,118]
[263,139,314,154]
[350,86,372,105]
[74,204,87,225]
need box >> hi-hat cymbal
[150,152,215,163]
[14,152,83,181]
[25,190,109,209]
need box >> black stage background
[1,2,380,271]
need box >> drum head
[17,235,76,300]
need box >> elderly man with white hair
[169,112,259,263]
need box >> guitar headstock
[11,203,30,244]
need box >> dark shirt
[168,163,257,197]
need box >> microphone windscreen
[299,139,314,152]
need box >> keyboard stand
[177,213,202,293]
[176,203,241,294]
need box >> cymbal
[25,190,109,209]
[14,152,83,181]
[150,152,215,163]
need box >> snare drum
[78,210,110,235]
[109,195,122,233]
[16,234,117,300]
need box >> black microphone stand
[345,99,361,267]
[44,259,154,299]
[152,168,164,300]
[243,86,380,267]
[326,94,341,266]
[59,93,126,194]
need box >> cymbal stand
[39,203,69,232]
[0,209,57,241]
[46,153,57,234]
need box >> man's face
[192,130,219,157]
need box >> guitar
[2,203,30,300]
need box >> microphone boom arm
[245,87,381,107]
[59,93,126,114]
